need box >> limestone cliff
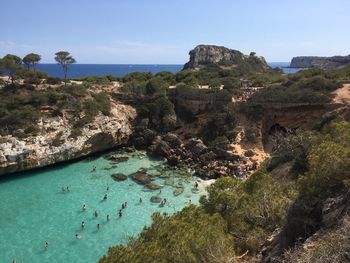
[0,103,136,175]
[183,44,268,71]
[290,55,350,69]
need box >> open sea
[35,63,302,78]
[0,149,206,263]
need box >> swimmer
[122,203,125,209]
[75,234,81,239]
[94,210,98,218]
[97,223,100,230]
[62,187,65,192]
[91,166,96,172]
[66,186,70,192]
[125,202,128,208]
[81,221,85,230]
[189,199,192,204]
[82,204,87,211]
[107,214,110,221]
[103,194,108,201]
[106,186,109,191]
[139,198,142,203]
[44,240,49,251]
[194,182,198,189]
[119,210,122,218]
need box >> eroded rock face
[183,44,268,70]
[0,103,136,176]
[290,55,350,69]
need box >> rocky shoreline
[131,127,258,179]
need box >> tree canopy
[54,51,76,83]
[23,53,41,70]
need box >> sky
[0,0,349,64]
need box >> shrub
[46,77,62,85]
[201,172,295,254]
[99,206,235,263]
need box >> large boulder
[148,138,172,159]
[131,128,157,148]
[186,138,208,158]
[163,133,183,148]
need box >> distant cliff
[290,55,350,69]
[183,44,268,71]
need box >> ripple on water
[0,149,207,263]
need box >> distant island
[290,54,350,69]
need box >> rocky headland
[290,55,350,69]
[183,44,269,71]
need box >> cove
[0,149,206,263]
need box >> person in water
[62,187,65,192]
[44,240,49,251]
[106,186,109,191]
[122,203,125,209]
[119,210,122,217]
[82,204,87,211]
[91,166,96,172]
[139,197,142,203]
[97,223,100,230]
[94,210,98,218]
[194,182,199,189]
[75,234,81,239]
[81,221,85,230]
[66,186,70,192]
[103,194,108,201]
[107,214,110,221]
[125,201,128,208]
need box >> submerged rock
[130,172,151,185]
[173,187,184,196]
[150,196,162,203]
[107,155,129,163]
[145,183,162,191]
[137,167,148,174]
[111,173,127,181]
[164,178,175,186]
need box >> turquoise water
[0,150,206,263]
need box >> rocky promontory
[183,44,268,71]
[290,55,350,69]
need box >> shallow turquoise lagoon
[0,150,206,263]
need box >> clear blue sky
[1,0,349,63]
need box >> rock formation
[183,44,268,71]
[290,55,350,69]
[0,103,136,175]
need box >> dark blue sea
[35,63,301,78]
[36,64,183,78]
